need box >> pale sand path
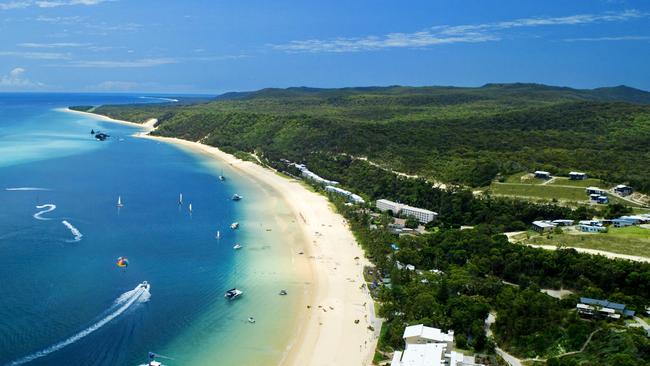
[504,231,650,263]
[62,108,380,366]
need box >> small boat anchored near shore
[233,244,242,250]
[225,288,243,300]
[232,194,242,201]
[230,222,239,230]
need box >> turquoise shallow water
[0,94,305,366]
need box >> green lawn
[523,226,650,258]
[547,177,604,188]
[503,172,546,184]
[490,183,589,201]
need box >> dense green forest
[91,83,650,192]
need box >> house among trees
[391,324,483,366]
[586,187,607,195]
[532,220,556,233]
[577,298,635,320]
[580,224,607,233]
[614,184,633,196]
[569,171,587,180]
[589,194,609,204]
[534,170,551,179]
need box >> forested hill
[89,83,650,192]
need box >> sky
[0,0,649,94]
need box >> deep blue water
[0,94,304,366]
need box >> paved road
[485,312,523,366]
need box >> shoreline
[63,108,381,365]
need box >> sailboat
[117,196,123,207]
[188,203,193,213]
[179,193,183,205]
[219,169,226,181]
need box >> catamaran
[117,196,123,207]
[224,288,243,300]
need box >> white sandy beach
[64,108,381,366]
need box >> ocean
[0,94,305,366]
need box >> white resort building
[292,163,339,186]
[325,185,365,204]
[391,324,483,366]
[376,199,438,223]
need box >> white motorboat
[232,194,242,201]
[117,196,123,207]
[225,288,243,300]
[233,244,242,250]
[230,222,239,230]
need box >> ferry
[225,288,243,300]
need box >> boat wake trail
[5,187,50,191]
[7,283,151,366]
[61,220,83,242]
[33,204,56,220]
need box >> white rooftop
[391,343,446,366]
[569,171,585,175]
[532,220,556,228]
[404,324,454,343]
[535,170,550,175]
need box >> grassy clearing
[548,177,604,188]
[522,226,650,258]
[490,183,588,201]
[503,172,546,184]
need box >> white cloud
[34,15,84,24]
[271,10,648,53]
[0,1,30,10]
[0,0,111,10]
[0,50,69,59]
[0,67,44,88]
[564,35,650,42]
[60,57,177,68]
[19,42,89,48]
